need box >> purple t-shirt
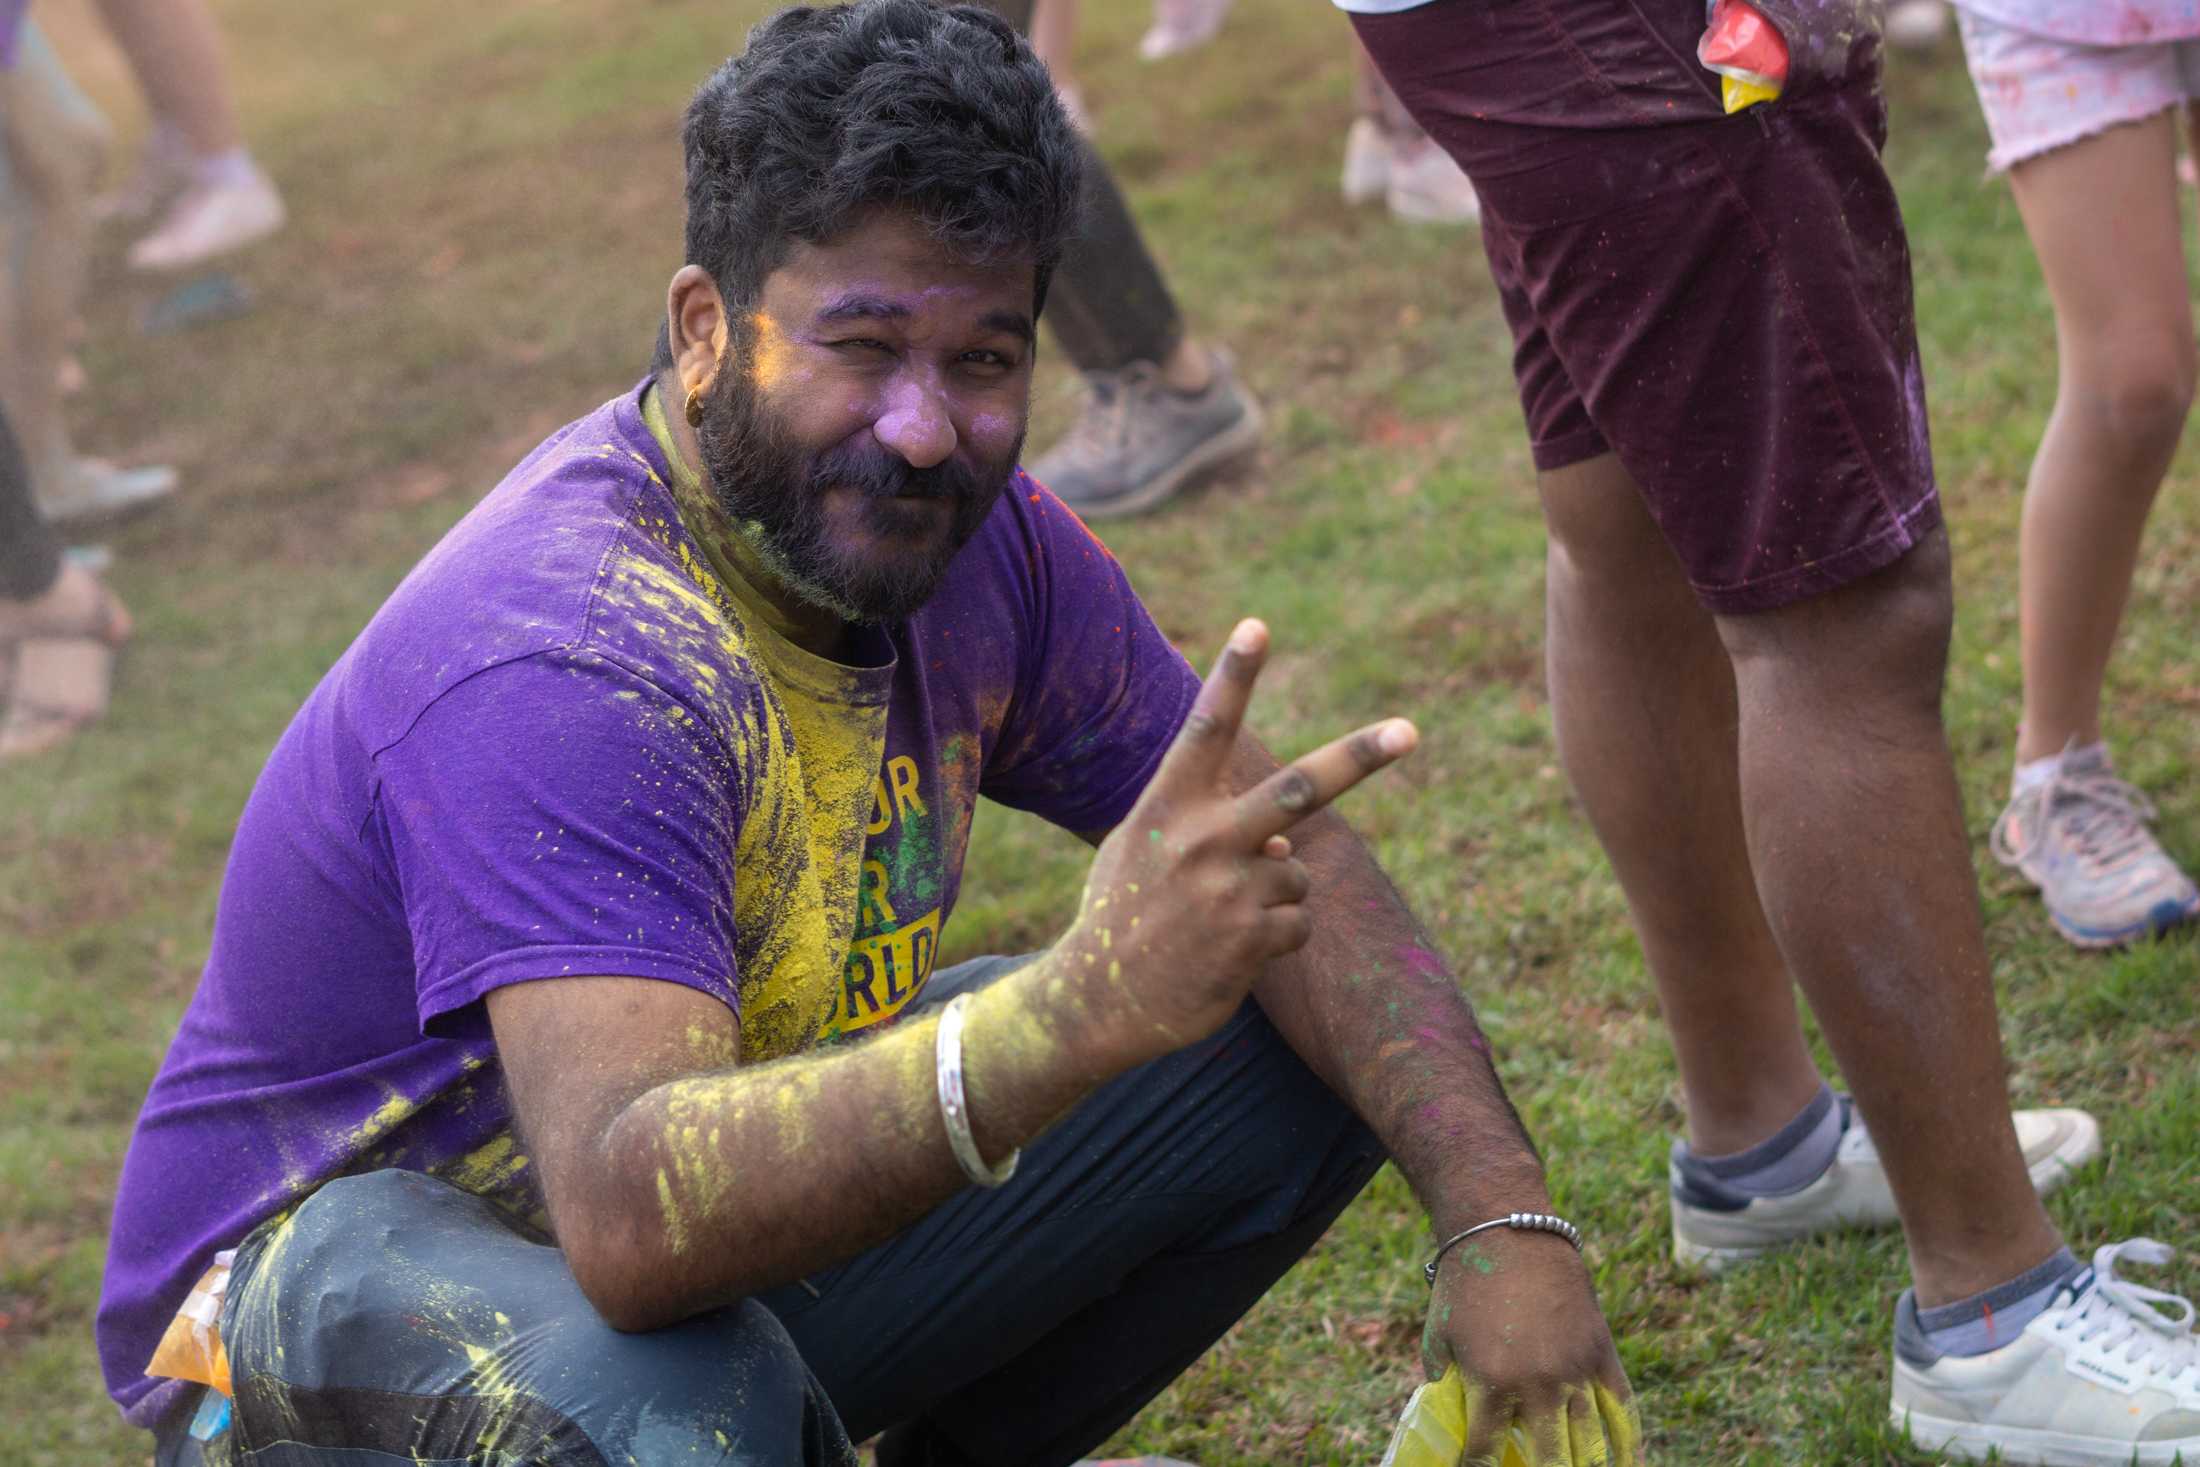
[98,382,1199,1427]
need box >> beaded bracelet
[1424,1212,1583,1284]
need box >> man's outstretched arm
[1215,732,1640,1459]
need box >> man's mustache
[805,438,980,503]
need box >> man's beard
[694,371,1020,626]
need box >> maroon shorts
[1354,0,1940,614]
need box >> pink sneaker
[127,164,286,272]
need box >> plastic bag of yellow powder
[145,1249,236,1396]
[1380,1366,1532,1467]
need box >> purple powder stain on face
[873,378,953,457]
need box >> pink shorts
[1958,8,2200,170]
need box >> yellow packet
[1722,74,1783,113]
[1379,1366,1532,1467]
[145,1250,236,1397]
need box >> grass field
[2,0,2195,1461]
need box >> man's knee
[1717,531,1955,721]
[1536,455,1684,586]
[225,1172,848,1464]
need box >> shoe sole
[128,202,287,273]
[2048,893,2200,950]
[1672,1112,2102,1274]
[1894,1407,2200,1465]
[1068,398,1264,521]
[38,471,180,526]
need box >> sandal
[0,566,133,762]
[0,562,133,647]
[0,636,120,762]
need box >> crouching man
[100,4,1638,1461]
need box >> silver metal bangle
[1424,1212,1583,1284]
[935,994,1019,1189]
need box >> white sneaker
[1892,1240,2200,1466]
[1886,0,1952,50]
[1671,1102,2100,1272]
[1384,138,1479,226]
[36,459,179,525]
[1341,117,1390,206]
[127,166,286,272]
[1137,0,1234,61]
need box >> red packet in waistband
[1700,0,1790,112]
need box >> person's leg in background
[1342,40,1478,225]
[1536,454,1825,1165]
[0,25,177,522]
[1711,536,2068,1305]
[1027,0,1093,135]
[981,0,1263,519]
[0,402,134,761]
[1355,2,2197,1457]
[89,0,285,271]
[766,956,1383,1467]
[1983,99,2200,946]
[0,405,65,612]
[1535,451,2093,1275]
[155,1169,856,1466]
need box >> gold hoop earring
[684,381,706,427]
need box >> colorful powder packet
[1379,1366,1533,1467]
[144,1249,236,1397]
[1699,0,1790,113]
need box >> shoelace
[1990,762,2161,872]
[1053,363,1164,463]
[2052,1239,2199,1389]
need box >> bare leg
[92,0,243,156]
[2005,113,2193,763]
[0,55,108,486]
[1538,455,1823,1154]
[1716,534,2064,1305]
[1355,40,1423,142]
[1029,0,1080,85]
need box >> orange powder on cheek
[749,311,798,393]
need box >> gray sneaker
[1028,353,1262,519]
[1990,744,2200,948]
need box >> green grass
[4,0,2196,1461]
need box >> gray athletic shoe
[1028,352,1262,519]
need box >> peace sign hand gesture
[1063,618,1418,1070]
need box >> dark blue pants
[158,957,1384,1466]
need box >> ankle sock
[192,148,261,190]
[1673,1083,1843,1199]
[2013,739,2106,794]
[1897,1247,2083,1361]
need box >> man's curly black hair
[662,0,1082,363]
